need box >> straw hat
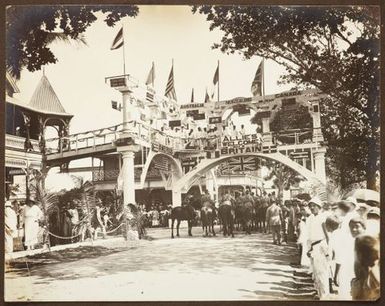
[340,196,358,207]
[308,196,322,208]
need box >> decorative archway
[173,152,325,195]
[220,103,259,122]
[140,151,183,189]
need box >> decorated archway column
[122,90,132,132]
[116,139,140,206]
[172,190,182,207]
[205,169,218,202]
[261,117,273,145]
[311,102,324,142]
[313,147,327,184]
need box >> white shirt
[5,206,17,233]
[340,210,359,237]
[307,212,326,243]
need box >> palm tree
[28,168,59,247]
[6,30,87,79]
[70,176,102,240]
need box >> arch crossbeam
[173,152,324,194]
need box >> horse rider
[243,190,254,207]
[201,190,214,212]
[234,191,243,208]
[220,192,234,206]
[182,194,193,207]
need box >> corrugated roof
[28,75,72,116]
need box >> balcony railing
[5,134,40,153]
[92,169,120,182]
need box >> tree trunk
[366,138,378,191]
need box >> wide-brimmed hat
[340,196,357,207]
[308,196,322,208]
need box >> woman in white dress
[23,198,43,250]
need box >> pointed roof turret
[28,75,72,117]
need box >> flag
[251,60,264,96]
[205,89,210,103]
[165,64,177,101]
[110,27,124,50]
[146,62,155,86]
[22,112,30,125]
[191,88,194,103]
[154,156,170,171]
[146,87,155,103]
[111,100,121,111]
[213,63,219,85]
[220,157,258,173]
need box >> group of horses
[170,195,271,239]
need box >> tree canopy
[264,161,304,203]
[6,5,138,79]
[193,6,380,190]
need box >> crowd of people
[197,190,380,301]
[5,197,44,252]
[4,196,176,254]
[4,189,380,301]
[138,202,172,228]
[284,196,380,301]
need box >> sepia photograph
[3,3,381,302]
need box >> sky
[15,5,293,135]
[12,5,294,191]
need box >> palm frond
[45,32,88,46]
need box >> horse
[235,203,253,234]
[201,206,216,237]
[170,204,195,238]
[218,204,234,237]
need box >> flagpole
[122,25,126,75]
[217,60,220,102]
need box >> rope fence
[44,222,127,240]
[105,222,126,234]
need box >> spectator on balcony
[222,124,231,139]
[239,124,246,138]
[194,127,204,149]
[230,125,238,139]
